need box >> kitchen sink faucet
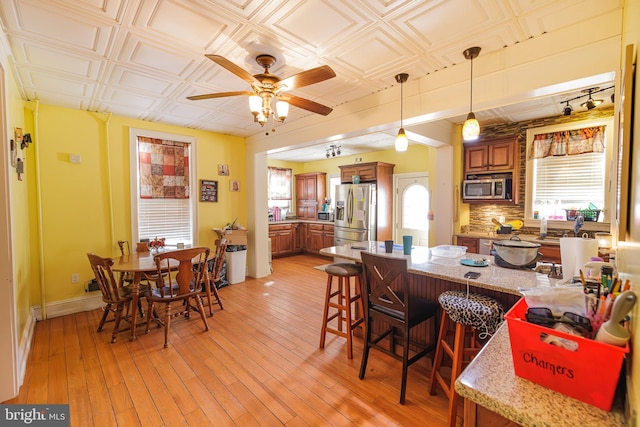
[573,215,584,236]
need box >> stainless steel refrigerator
[334,183,376,246]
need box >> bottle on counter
[540,217,547,238]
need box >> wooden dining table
[111,249,213,341]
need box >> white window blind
[532,152,605,216]
[137,198,192,245]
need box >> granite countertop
[320,241,564,296]
[455,324,626,426]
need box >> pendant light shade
[395,73,409,152]
[462,47,481,141]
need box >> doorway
[394,174,429,246]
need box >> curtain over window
[268,167,292,200]
[529,125,606,159]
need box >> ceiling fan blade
[278,65,336,91]
[280,95,333,116]
[187,91,253,101]
[205,54,261,86]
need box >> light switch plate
[69,154,81,163]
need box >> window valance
[138,136,190,199]
[528,125,606,159]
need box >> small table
[112,250,212,341]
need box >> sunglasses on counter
[525,307,593,337]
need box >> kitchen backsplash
[467,107,614,238]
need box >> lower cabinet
[269,224,294,257]
[538,244,561,264]
[457,236,479,254]
[269,222,333,257]
[308,223,334,254]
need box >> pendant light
[462,47,481,141]
[395,73,409,152]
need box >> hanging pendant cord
[469,57,474,112]
[400,80,404,127]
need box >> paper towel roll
[560,238,577,281]
[575,238,599,277]
[560,237,599,280]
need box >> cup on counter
[402,235,413,255]
[384,240,394,253]
[352,175,360,184]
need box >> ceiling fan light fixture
[394,73,409,152]
[249,95,262,115]
[276,100,289,121]
[463,46,481,142]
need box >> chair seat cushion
[325,263,362,277]
[371,291,439,326]
[438,290,504,335]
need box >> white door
[0,63,18,401]
[395,174,430,246]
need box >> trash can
[226,245,247,284]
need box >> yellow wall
[30,104,244,304]
[7,64,33,346]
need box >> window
[525,118,614,225]
[129,128,197,246]
[328,175,341,210]
[268,167,292,210]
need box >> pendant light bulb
[462,47,481,141]
[395,73,409,152]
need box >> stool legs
[319,273,363,359]
[429,310,481,427]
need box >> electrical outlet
[71,273,80,283]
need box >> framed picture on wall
[218,164,229,176]
[200,180,218,202]
[230,180,240,192]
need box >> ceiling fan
[187,54,336,126]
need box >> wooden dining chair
[200,238,227,315]
[359,251,440,404]
[145,246,210,348]
[87,252,150,343]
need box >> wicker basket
[565,209,601,222]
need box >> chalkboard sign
[200,180,218,202]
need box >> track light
[462,47,481,142]
[563,101,573,116]
[395,73,409,152]
[560,86,613,115]
[326,144,341,158]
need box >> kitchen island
[320,242,627,426]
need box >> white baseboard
[32,292,104,321]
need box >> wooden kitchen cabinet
[339,161,393,183]
[293,222,306,252]
[457,236,479,254]
[538,243,561,264]
[269,224,294,257]
[295,172,326,220]
[464,137,518,174]
[308,223,334,254]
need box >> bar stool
[319,263,364,359]
[429,290,504,427]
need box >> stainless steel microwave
[317,211,334,221]
[462,177,512,200]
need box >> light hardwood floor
[5,254,459,426]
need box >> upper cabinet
[295,172,326,220]
[339,162,394,183]
[464,137,518,174]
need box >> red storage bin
[505,298,628,411]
